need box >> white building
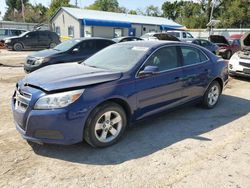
[50,7,185,39]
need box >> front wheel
[202,81,221,109]
[13,43,23,51]
[49,42,56,49]
[84,102,127,148]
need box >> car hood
[209,35,229,45]
[241,32,250,51]
[20,63,122,92]
[28,49,61,58]
[4,36,19,40]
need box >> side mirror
[138,66,159,77]
[72,48,79,53]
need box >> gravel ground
[0,49,250,188]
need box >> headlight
[34,57,50,65]
[5,39,11,43]
[229,54,239,65]
[34,89,84,110]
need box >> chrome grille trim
[13,88,32,112]
[239,62,250,68]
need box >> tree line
[3,0,250,29]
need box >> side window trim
[135,45,182,78]
[179,45,210,68]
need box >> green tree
[117,7,128,13]
[177,1,207,28]
[25,3,48,23]
[47,0,73,18]
[128,10,137,15]
[145,5,161,17]
[218,0,250,28]
[4,0,29,21]
[86,0,119,12]
[162,1,181,20]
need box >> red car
[209,35,241,59]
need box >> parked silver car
[0,28,26,42]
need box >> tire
[84,102,127,148]
[13,43,23,51]
[49,42,56,49]
[225,50,232,59]
[202,81,221,109]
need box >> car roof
[112,36,141,42]
[118,36,139,39]
[193,39,210,42]
[116,40,185,48]
[72,37,114,41]
[0,28,26,30]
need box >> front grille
[13,88,32,112]
[239,62,250,68]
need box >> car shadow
[31,94,250,165]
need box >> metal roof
[61,7,184,28]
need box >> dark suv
[24,38,115,73]
[4,30,60,51]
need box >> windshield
[54,39,80,51]
[83,44,149,71]
[19,31,30,37]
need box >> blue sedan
[191,39,219,54]
[12,41,228,147]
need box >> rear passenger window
[80,40,96,54]
[96,40,113,50]
[39,32,48,39]
[181,46,208,66]
[200,40,210,46]
[144,46,179,72]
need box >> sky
[0,0,177,20]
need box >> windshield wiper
[82,62,98,68]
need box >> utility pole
[209,0,216,35]
[75,0,78,7]
[209,0,216,22]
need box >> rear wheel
[49,42,56,49]
[13,43,23,51]
[84,102,127,148]
[202,81,221,109]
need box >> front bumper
[229,57,250,78]
[5,43,13,49]
[12,99,90,145]
[23,63,41,73]
[229,70,250,78]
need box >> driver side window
[26,32,37,38]
[144,46,179,72]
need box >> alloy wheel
[94,111,123,143]
[207,85,220,106]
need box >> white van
[167,31,194,42]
